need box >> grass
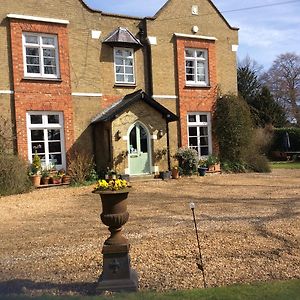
[270,161,300,169]
[1,279,300,300]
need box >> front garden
[0,169,299,297]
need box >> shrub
[214,94,253,164]
[174,147,198,175]
[67,150,97,184]
[214,94,270,173]
[0,154,32,196]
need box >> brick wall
[176,37,218,147]
[9,19,74,160]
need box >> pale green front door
[128,124,150,175]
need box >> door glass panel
[32,142,45,153]
[129,126,137,153]
[200,127,208,136]
[48,129,60,140]
[30,115,42,124]
[200,147,209,156]
[189,127,197,136]
[189,137,198,147]
[188,115,196,122]
[49,154,62,165]
[31,130,44,141]
[200,115,208,122]
[140,126,148,153]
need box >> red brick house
[0,0,238,175]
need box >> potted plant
[206,155,221,172]
[51,173,62,184]
[159,170,172,180]
[93,178,137,292]
[29,151,42,187]
[198,159,207,176]
[171,166,179,179]
[41,168,50,185]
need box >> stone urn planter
[93,188,138,293]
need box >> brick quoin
[176,37,218,147]
[9,19,74,161]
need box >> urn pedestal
[94,190,138,293]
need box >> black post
[190,202,207,288]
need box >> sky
[84,0,300,71]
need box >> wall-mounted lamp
[115,130,122,140]
[158,129,164,138]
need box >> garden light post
[189,202,207,288]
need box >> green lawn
[270,161,300,169]
[1,279,300,300]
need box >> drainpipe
[166,118,171,171]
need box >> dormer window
[114,48,135,84]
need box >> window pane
[186,60,194,67]
[125,75,134,83]
[116,66,124,73]
[140,126,148,153]
[42,37,55,45]
[31,130,44,141]
[188,127,197,136]
[26,56,39,65]
[30,115,42,124]
[26,48,39,56]
[43,48,55,57]
[27,65,40,74]
[49,154,62,165]
[48,129,61,140]
[200,127,208,136]
[125,58,133,66]
[32,142,45,153]
[44,57,56,66]
[49,142,61,153]
[196,50,205,58]
[25,36,38,44]
[48,115,59,124]
[189,137,198,147]
[185,49,194,57]
[188,115,196,122]
[200,136,208,146]
[200,115,208,122]
[116,74,124,82]
[125,66,133,74]
[115,49,123,56]
[115,58,123,65]
[129,127,137,153]
[44,66,56,74]
[124,49,132,57]
[200,147,209,156]
[186,74,195,81]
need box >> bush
[0,154,32,196]
[67,150,97,184]
[214,94,270,173]
[214,94,253,164]
[174,147,198,175]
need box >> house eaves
[91,90,178,124]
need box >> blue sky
[84,0,300,70]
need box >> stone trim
[72,92,103,97]
[7,14,69,24]
[174,33,217,41]
[0,90,14,94]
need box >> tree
[262,52,300,125]
[237,56,262,105]
[237,56,286,127]
[251,86,286,127]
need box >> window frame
[185,48,209,87]
[22,32,60,79]
[113,47,135,84]
[187,112,212,159]
[26,111,66,170]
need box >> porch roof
[103,27,142,48]
[91,90,178,123]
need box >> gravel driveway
[0,169,299,296]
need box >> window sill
[114,83,137,88]
[185,84,211,89]
[22,77,63,83]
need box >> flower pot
[198,167,207,176]
[62,175,71,184]
[160,171,171,180]
[94,190,130,245]
[171,168,179,179]
[30,175,41,187]
[41,176,50,185]
[52,177,62,184]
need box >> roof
[91,90,178,123]
[153,0,239,31]
[103,27,142,47]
